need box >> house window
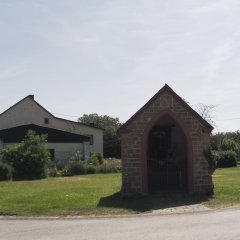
[88,135,94,145]
[49,149,56,168]
[44,118,49,124]
[49,149,55,161]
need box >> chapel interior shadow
[147,116,189,193]
[97,191,210,213]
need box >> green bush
[62,151,87,176]
[85,164,96,174]
[1,130,51,180]
[62,156,121,176]
[204,149,217,174]
[96,159,121,173]
[61,167,70,177]
[62,161,85,176]
[0,144,19,167]
[217,150,237,168]
[0,161,13,181]
[71,151,84,163]
[48,167,62,177]
[91,152,103,166]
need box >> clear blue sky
[1,0,240,133]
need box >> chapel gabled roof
[119,84,214,133]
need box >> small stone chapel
[119,84,213,196]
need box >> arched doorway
[147,116,187,192]
[141,111,194,194]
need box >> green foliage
[211,131,240,151]
[0,130,51,180]
[61,153,121,176]
[210,131,240,168]
[0,144,19,167]
[0,161,13,181]
[61,168,70,177]
[71,151,84,163]
[62,161,85,176]
[78,113,122,158]
[203,149,217,174]
[85,164,96,174]
[62,151,86,176]
[96,159,121,173]
[91,152,103,166]
[104,134,121,159]
[91,157,99,166]
[48,167,62,177]
[221,138,239,152]
[205,149,237,169]
[217,150,237,168]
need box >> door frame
[141,110,194,194]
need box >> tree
[1,130,51,180]
[209,132,240,169]
[78,113,123,158]
[211,131,240,151]
[196,103,216,126]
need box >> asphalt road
[0,208,240,240]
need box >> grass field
[205,165,240,208]
[0,166,239,216]
[0,174,123,216]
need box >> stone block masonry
[119,84,213,196]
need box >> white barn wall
[51,118,103,156]
[0,97,103,156]
[47,143,84,167]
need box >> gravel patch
[151,203,210,215]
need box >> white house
[0,95,103,166]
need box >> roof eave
[119,84,214,133]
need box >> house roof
[0,124,90,143]
[0,95,55,118]
[119,84,214,133]
[0,95,103,131]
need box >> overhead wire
[52,112,240,122]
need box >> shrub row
[215,150,237,168]
[49,159,121,177]
[206,135,240,171]
[205,149,237,171]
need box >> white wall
[47,143,84,167]
[0,97,103,156]
[51,118,103,156]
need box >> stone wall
[121,91,213,196]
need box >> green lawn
[205,164,240,208]
[0,174,123,216]
[0,166,240,216]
